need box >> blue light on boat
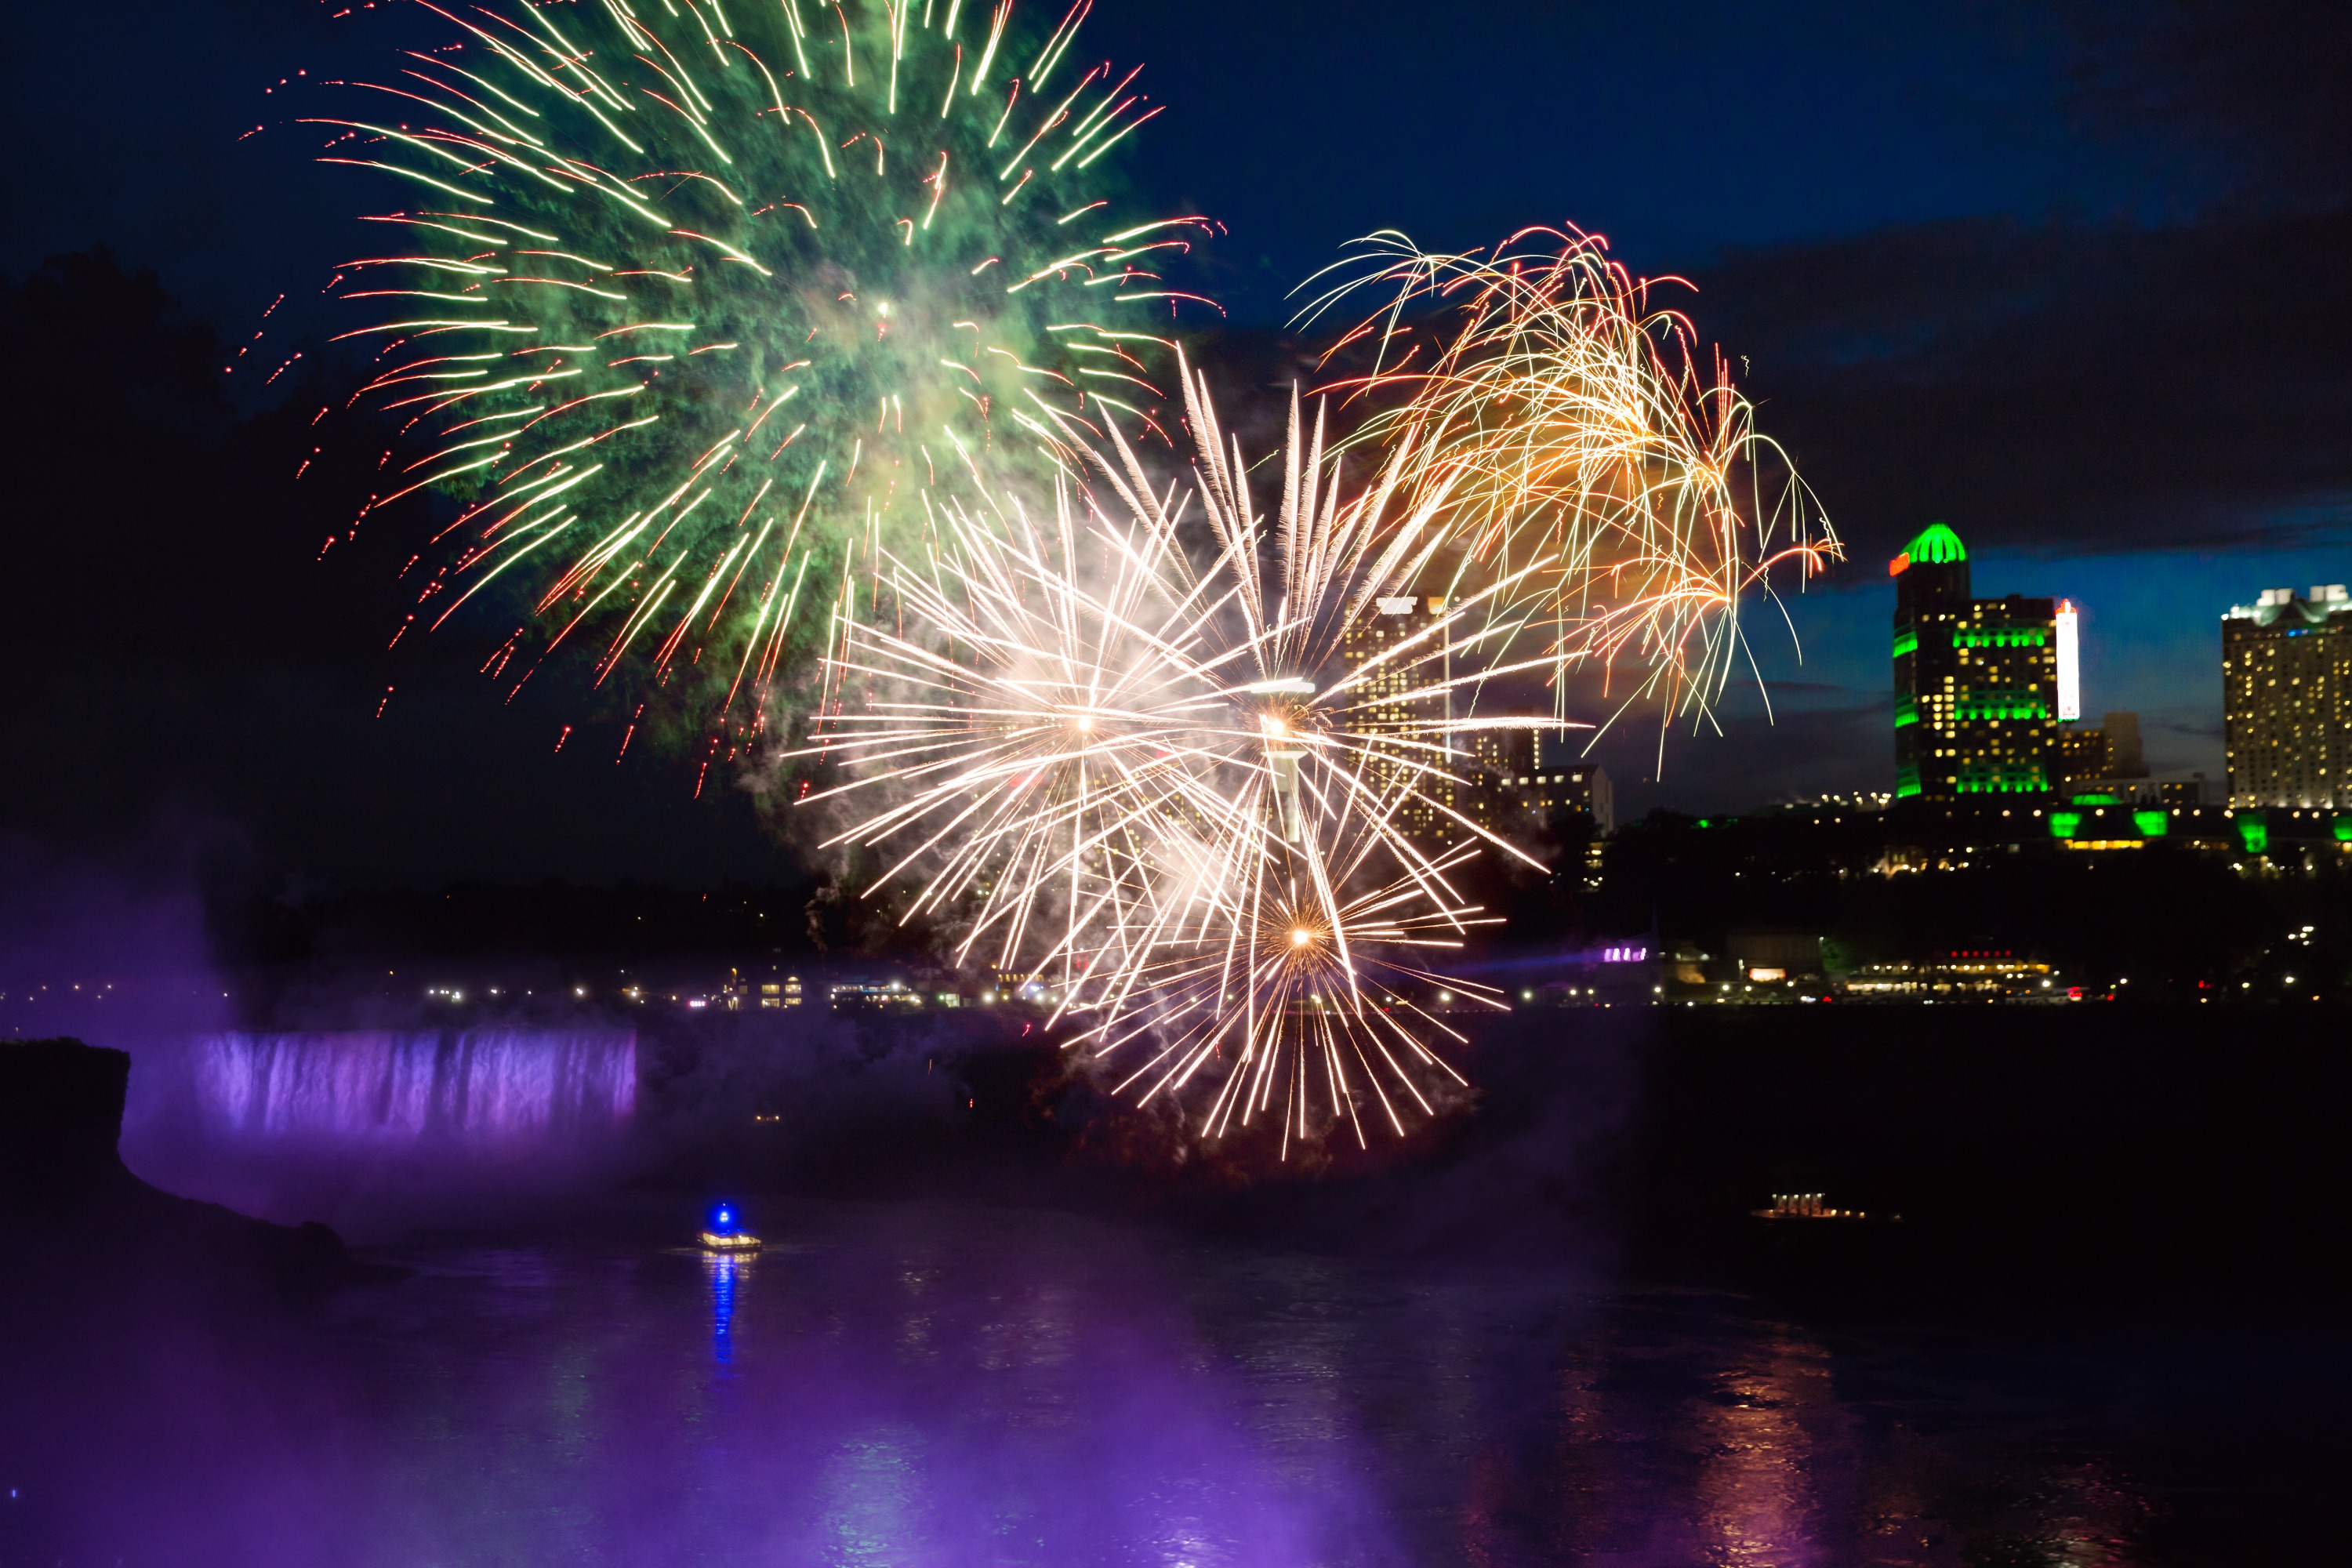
[699,1200,759,1253]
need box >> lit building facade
[2222,585,2352,807]
[1462,728,1610,831]
[722,968,803,1009]
[1838,949,2054,1000]
[1338,593,1454,842]
[2053,710,2194,800]
[2050,723,2111,795]
[1522,757,1613,837]
[1340,593,1613,854]
[1891,521,2062,797]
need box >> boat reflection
[703,1248,750,1364]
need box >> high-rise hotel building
[2222,585,2352,807]
[1891,522,2074,798]
[1338,593,1455,842]
[1341,593,1613,846]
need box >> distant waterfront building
[829,979,923,1013]
[1838,949,2054,1000]
[1890,521,2066,798]
[2050,723,2111,795]
[1462,726,1613,836]
[2100,711,2148,779]
[722,967,803,1010]
[1529,756,1614,838]
[2063,775,2209,809]
[1726,928,1824,984]
[1341,591,1614,853]
[1790,791,1894,811]
[2053,711,2198,803]
[2222,585,2352,807]
[1464,724,1530,829]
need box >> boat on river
[699,1201,760,1252]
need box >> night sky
[3,0,2347,887]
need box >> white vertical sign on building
[2055,600,2081,720]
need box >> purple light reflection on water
[5,1198,2333,1566]
[325,1208,1377,1566]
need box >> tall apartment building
[1341,594,1612,851]
[2222,585,2352,807]
[1338,593,1454,842]
[1890,521,2066,797]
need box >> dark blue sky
[2,0,2346,880]
[0,3,2201,320]
[1088,2,2165,314]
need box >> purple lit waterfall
[125,1031,638,1232]
[187,1031,635,1146]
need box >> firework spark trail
[795,354,1579,1145]
[1078,800,1509,1153]
[793,244,1838,1145]
[322,0,1208,750]
[315,0,1835,1146]
[1294,227,1842,749]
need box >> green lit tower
[1891,521,2059,798]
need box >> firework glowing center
[788,270,1835,1145]
[793,363,1563,1149]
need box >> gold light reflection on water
[2028,1459,2151,1568]
[1693,1329,1840,1567]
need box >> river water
[8,1196,2343,1567]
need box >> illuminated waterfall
[183,1031,636,1148]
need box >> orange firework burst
[1298,227,1841,742]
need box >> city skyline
[1651,537,2352,817]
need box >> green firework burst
[321,0,1207,764]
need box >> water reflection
[1692,1329,1840,1568]
[818,1428,923,1566]
[703,1249,747,1364]
[2034,1459,2150,1568]
[4,1200,2293,1567]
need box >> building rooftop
[2224,585,2349,622]
[1889,520,1967,575]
